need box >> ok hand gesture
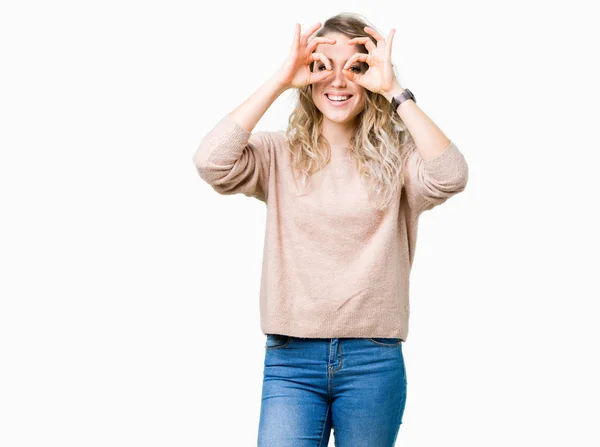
[342,27,400,95]
[274,22,336,90]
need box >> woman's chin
[324,113,355,124]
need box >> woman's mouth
[325,93,353,107]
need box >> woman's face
[311,32,367,125]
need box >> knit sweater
[193,113,469,341]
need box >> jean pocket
[265,333,292,350]
[367,337,403,346]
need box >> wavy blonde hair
[285,12,417,212]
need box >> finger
[307,36,336,53]
[364,26,385,44]
[343,52,369,70]
[309,36,336,44]
[386,29,395,60]
[301,22,322,43]
[290,23,301,52]
[309,53,334,83]
[313,69,334,83]
[342,67,357,82]
[346,36,376,53]
[291,23,300,50]
[310,52,332,71]
[288,24,300,59]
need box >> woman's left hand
[343,26,400,95]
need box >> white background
[1,0,599,445]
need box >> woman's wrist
[381,82,405,103]
[268,74,291,95]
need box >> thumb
[312,70,333,84]
[342,68,356,82]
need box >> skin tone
[339,26,452,160]
[310,32,367,147]
[228,22,451,163]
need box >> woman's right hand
[274,22,336,90]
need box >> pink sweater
[193,113,469,341]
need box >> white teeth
[327,94,350,101]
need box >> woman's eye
[317,65,361,72]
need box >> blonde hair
[285,12,417,212]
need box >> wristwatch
[390,88,416,113]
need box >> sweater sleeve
[403,140,469,213]
[192,113,273,203]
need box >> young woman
[193,12,469,447]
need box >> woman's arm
[192,76,289,202]
[229,75,289,133]
[382,82,451,161]
[383,84,469,213]
[193,22,335,202]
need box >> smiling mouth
[325,94,353,105]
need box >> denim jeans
[257,334,408,447]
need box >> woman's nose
[331,68,348,87]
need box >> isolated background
[1,0,599,445]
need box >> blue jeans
[258,334,408,446]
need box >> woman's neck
[320,117,357,148]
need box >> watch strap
[390,88,416,113]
